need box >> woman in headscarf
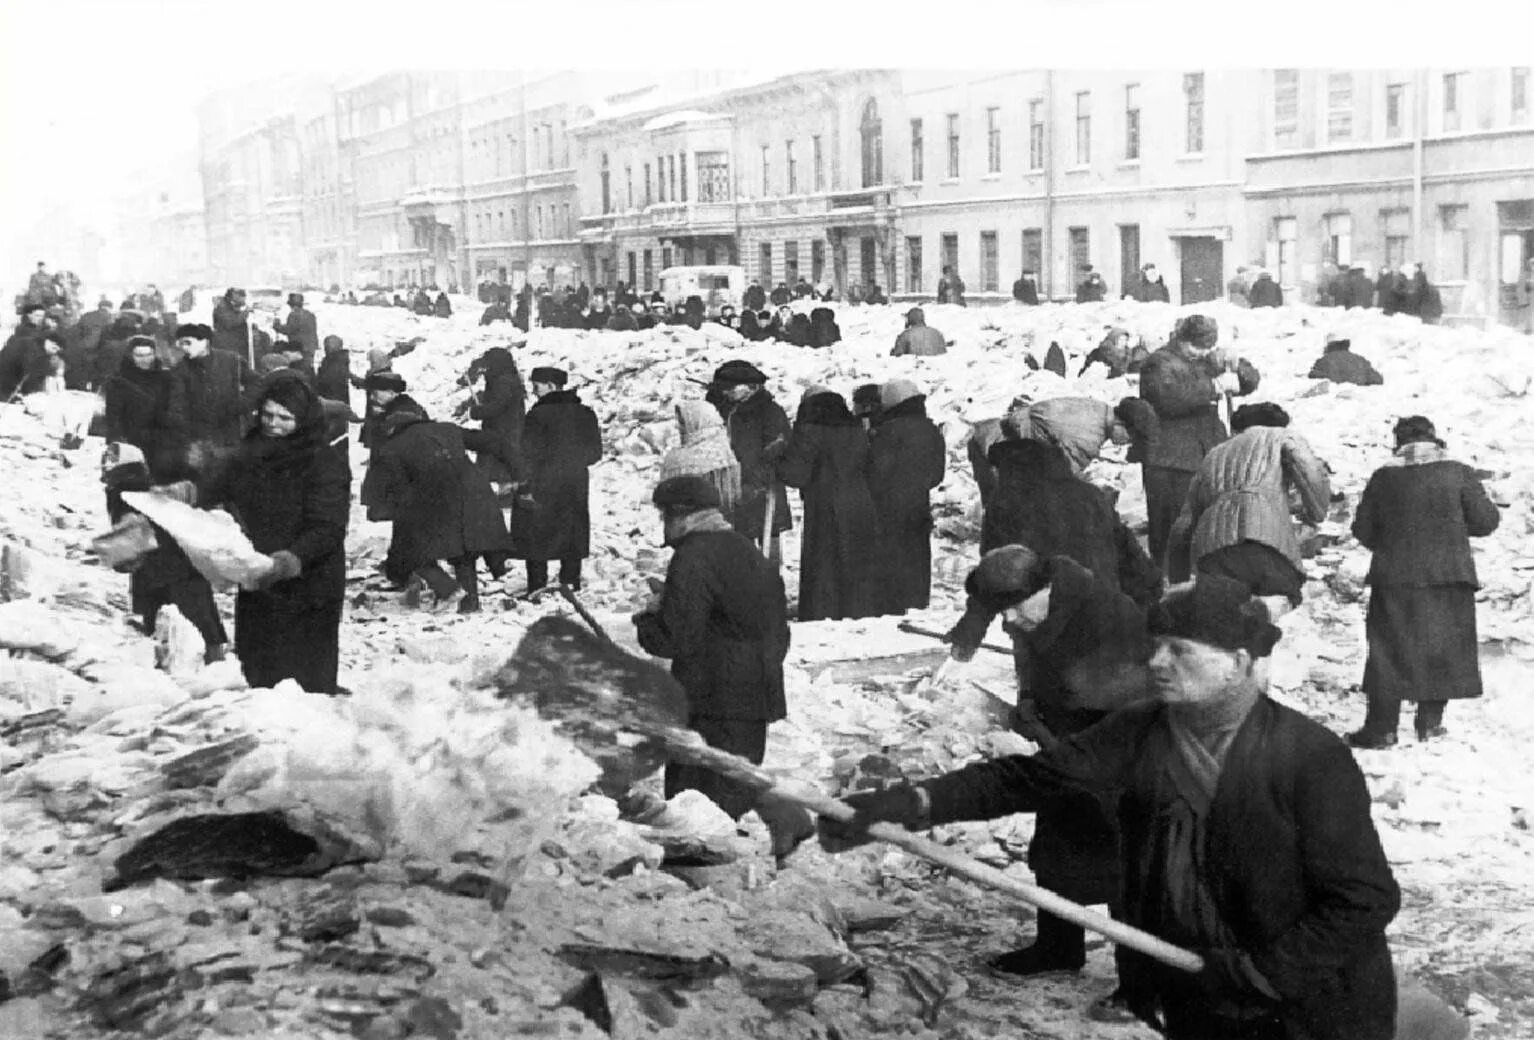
[659,400,742,523]
[460,346,526,488]
[199,372,350,693]
[779,387,879,621]
[1349,416,1499,747]
[104,335,188,481]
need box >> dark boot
[453,557,481,614]
[1415,700,1447,740]
[988,911,1086,977]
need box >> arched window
[860,98,883,188]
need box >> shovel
[897,620,1011,657]
[499,611,1203,975]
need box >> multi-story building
[298,80,354,290]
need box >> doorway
[1497,199,1534,329]
[1179,237,1223,304]
[860,238,878,287]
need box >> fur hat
[1230,402,1291,432]
[126,335,157,350]
[880,378,922,411]
[713,359,767,386]
[529,367,568,387]
[652,475,722,514]
[1148,575,1282,658]
[1173,314,1220,350]
[364,371,407,393]
[964,545,1046,614]
[175,323,213,342]
[1393,415,1444,449]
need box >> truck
[657,265,746,318]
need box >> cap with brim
[529,367,568,387]
[1148,575,1282,658]
[712,360,767,386]
[652,474,722,513]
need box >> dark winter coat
[937,275,966,306]
[1343,270,1375,309]
[1127,274,1171,303]
[771,313,811,346]
[316,351,352,404]
[1307,343,1383,385]
[177,348,254,448]
[1352,459,1499,588]
[366,411,511,569]
[744,284,767,312]
[1377,272,1404,316]
[635,526,790,722]
[868,395,946,613]
[981,438,1123,590]
[274,307,320,359]
[510,390,603,561]
[769,285,792,307]
[467,347,526,484]
[104,355,188,480]
[361,392,427,459]
[1075,275,1107,303]
[718,388,793,539]
[1248,273,1283,308]
[211,298,253,358]
[480,302,512,325]
[433,293,452,318]
[923,698,1400,1040]
[779,393,879,621]
[1011,277,1040,305]
[805,308,842,348]
[0,327,48,398]
[1409,273,1443,323]
[890,323,947,356]
[1136,345,1259,472]
[584,305,613,330]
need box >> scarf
[1393,441,1447,467]
[663,507,734,546]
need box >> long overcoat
[868,394,946,613]
[510,389,602,561]
[717,388,793,540]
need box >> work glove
[816,784,927,853]
[258,550,302,589]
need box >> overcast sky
[2,0,1528,278]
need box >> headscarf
[660,400,742,490]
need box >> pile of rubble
[1,296,1531,1038]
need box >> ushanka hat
[652,474,722,514]
[963,545,1047,614]
[1148,575,1282,658]
[363,371,407,392]
[1393,415,1444,449]
[712,359,767,386]
[529,367,568,387]
[1173,314,1219,350]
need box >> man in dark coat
[0,304,49,398]
[1399,263,1443,324]
[1376,268,1403,315]
[174,323,255,450]
[937,266,966,306]
[1076,268,1107,303]
[1248,270,1283,308]
[274,293,321,363]
[315,335,352,405]
[982,437,1124,589]
[1343,265,1376,309]
[1307,337,1383,385]
[367,407,512,613]
[584,289,613,330]
[769,305,810,346]
[635,476,789,813]
[890,307,948,356]
[805,306,842,348]
[212,288,254,360]
[945,546,1152,1016]
[769,282,792,307]
[104,337,188,480]
[1125,263,1171,303]
[779,389,879,621]
[433,292,453,318]
[1349,416,1500,747]
[511,367,602,593]
[63,299,115,389]
[823,576,1401,1040]
[868,379,946,614]
[711,360,792,560]
[744,280,767,312]
[1135,314,1259,568]
[457,346,525,487]
[1012,270,1041,305]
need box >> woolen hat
[904,307,925,322]
[1148,575,1282,658]
[364,371,407,392]
[652,474,722,514]
[288,293,304,307]
[530,366,568,387]
[175,322,213,342]
[880,378,922,411]
[259,371,316,422]
[712,359,767,386]
[1173,314,1219,350]
[1394,415,1444,448]
[964,545,1046,614]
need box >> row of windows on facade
[466,120,571,177]
[597,148,776,213]
[1271,206,1475,285]
[469,203,575,243]
[1275,68,1530,146]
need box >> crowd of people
[3,262,1506,1038]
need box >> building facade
[195,67,1533,328]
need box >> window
[784,240,799,285]
[946,113,960,178]
[940,233,959,280]
[812,135,824,191]
[811,240,825,283]
[668,156,677,202]
[662,247,673,271]
[642,249,654,291]
[1444,72,1466,131]
[786,140,797,194]
[1439,205,1468,280]
[980,231,999,291]
[1022,229,1043,289]
[536,205,544,239]
[625,165,634,209]
[1514,67,1530,121]
[1324,212,1353,266]
[644,163,652,205]
[1273,217,1298,287]
[860,98,883,187]
[1029,99,1045,171]
[599,153,610,214]
[1327,73,1353,141]
[657,155,666,202]
[1068,226,1090,279]
[759,241,772,284]
[497,209,506,235]
[905,236,923,293]
[910,118,924,182]
[696,152,729,202]
[561,120,570,167]
[1382,209,1410,270]
[1273,69,1299,148]
[1184,72,1205,153]
[760,145,771,196]
[1124,84,1141,160]
[1386,83,1407,138]
[986,107,1001,174]
[679,153,687,202]
[1074,92,1091,165]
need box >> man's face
[724,383,756,403]
[531,380,556,397]
[1148,637,1245,705]
[178,336,210,358]
[369,388,398,408]
[23,308,44,326]
[1144,266,1158,281]
[260,399,298,438]
[1000,587,1051,634]
[130,345,157,370]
